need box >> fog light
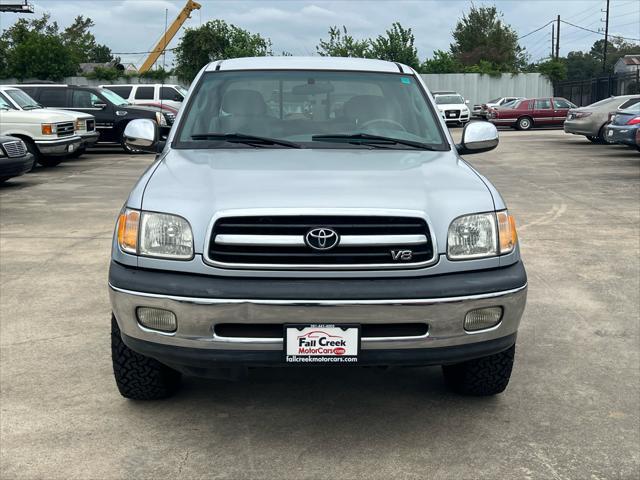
[136,307,177,332]
[464,307,502,332]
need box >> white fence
[420,73,553,107]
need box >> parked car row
[0,83,184,182]
[564,95,640,150]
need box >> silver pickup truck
[109,57,527,400]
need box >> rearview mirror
[457,121,499,155]
[123,119,158,153]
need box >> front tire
[442,344,515,396]
[37,157,63,167]
[516,117,533,131]
[111,315,181,400]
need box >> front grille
[208,215,434,269]
[56,122,75,137]
[445,109,460,119]
[86,119,95,131]
[2,140,27,158]
[214,323,429,339]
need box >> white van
[101,84,187,111]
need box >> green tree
[534,59,567,82]
[562,51,600,81]
[317,26,371,58]
[420,50,462,73]
[590,37,640,74]
[450,5,526,72]
[61,15,113,63]
[174,20,271,81]
[6,32,76,80]
[370,23,420,69]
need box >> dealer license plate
[285,324,359,364]
[447,112,456,117]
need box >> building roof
[205,56,411,73]
[619,55,640,66]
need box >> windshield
[487,98,501,104]
[99,88,128,106]
[0,95,14,110]
[176,70,447,149]
[5,89,41,109]
[434,95,464,105]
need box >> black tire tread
[442,344,515,396]
[111,315,181,400]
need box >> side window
[534,99,552,110]
[39,88,67,107]
[135,87,154,100]
[553,98,572,109]
[71,90,99,108]
[108,86,132,98]
[161,87,182,101]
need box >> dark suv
[18,85,173,152]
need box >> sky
[0,0,638,68]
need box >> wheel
[442,344,515,396]
[24,140,40,171]
[111,315,181,400]
[516,117,533,131]
[37,157,63,167]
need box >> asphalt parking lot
[1,130,638,479]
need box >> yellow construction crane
[139,0,202,74]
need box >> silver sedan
[564,95,640,143]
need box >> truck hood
[0,109,78,124]
[38,108,93,120]
[140,148,495,254]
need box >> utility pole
[555,15,560,60]
[551,24,555,60]
[602,0,610,72]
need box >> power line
[518,20,555,40]
[561,19,640,41]
[112,47,178,55]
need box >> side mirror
[93,102,107,109]
[123,119,158,153]
[465,99,470,104]
[457,121,499,155]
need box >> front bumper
[110,261,527,370]
[35,136,82,156]
[0,153,34,178]
[79,131,100,148]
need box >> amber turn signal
[117,209,140,254]
[497,211,517,254]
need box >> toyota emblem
[305,228,340,251]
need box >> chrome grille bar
[215,234,428,247]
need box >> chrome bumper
[110,284,527,352]
[35,136,82,156]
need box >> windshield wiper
[191,132,302,148]
[311,133,439,150]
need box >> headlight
[117,209,193,260]
[41,124,57,135]
[0,147,5,158]
[155,111,168,127]
[447,211,518,260]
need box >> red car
[488,97,577,130]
